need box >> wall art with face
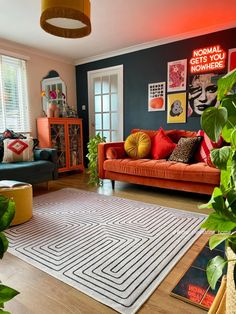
[188,73,218,117]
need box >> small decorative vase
[47,102,59,118]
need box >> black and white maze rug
[5,188,206,314]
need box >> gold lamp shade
[40,0,91,38]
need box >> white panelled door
[88,65,123,142]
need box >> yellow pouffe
[0,184,33,226]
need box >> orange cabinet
[37,117,84,173]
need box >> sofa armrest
[34,148,58,180]
[98,142,124,179]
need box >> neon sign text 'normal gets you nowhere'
[190,45,226,73]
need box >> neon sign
[190,45,226,73]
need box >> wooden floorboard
[1,172,211,314]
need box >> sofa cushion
[131,129,159,140]
[169,137,202,163]
[151,128,176,159]
[194,130,223,163]
[106,146,126,159]
[103,158,220,185]
[165,129,197,143]
[124,132,151,159]
[2,138,34,163]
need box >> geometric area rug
[5,188,206,314]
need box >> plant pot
[226,246,236,314]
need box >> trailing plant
[200,68,236,290]
[86,133,106,186]
[0,195,19,313]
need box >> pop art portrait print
[167,59,187,92]
[188,73,219,117]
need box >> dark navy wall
[76,28,236,157]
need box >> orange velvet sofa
[98,129,220,195]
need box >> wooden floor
[1,172,212,314]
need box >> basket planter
[226,246,236,314]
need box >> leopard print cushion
[168,136,202,163]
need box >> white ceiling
[0,0,235,65]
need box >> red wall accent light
[190,45,226,73]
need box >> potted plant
[200,69,236,311]
[86,133,106,185]
[0,195,19,313]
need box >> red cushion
[194,130,223,163]
[151,128,176,160]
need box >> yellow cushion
[124,132,151,158]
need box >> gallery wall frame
[167,59,187,92]
[148,82,166,111]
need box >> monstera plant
[87,133,106,186]
[0,195,19,313]
[200,68,236,290]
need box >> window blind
[0,55,30,133]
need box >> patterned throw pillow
[124,132,151,159]
[194,130,223,163]
[169,137,202,163]
[2,138,34,163]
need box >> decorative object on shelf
[40,0,91,39]
[41,70,67,117]
[41,89,66,118]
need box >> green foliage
[200,69,236,289]
[86,133,106,186]
[206,256,227,289]
[0,196,19,312]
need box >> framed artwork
[167,92,186,123]
[148,82,165,111]
[167,59,187,92]
[171,241,225,310]
[228,48,236,72]
[188,73,219,117]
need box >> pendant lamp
[40,0,91,38]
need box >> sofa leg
[111,180,115,190]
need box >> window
[0,55,30,133]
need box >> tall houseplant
[86,133,106,185]
[0,195,19,313]
[200,68,236,290]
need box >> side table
[0,182,33,226]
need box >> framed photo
[228,48,236,72]
[167,92,186,123]
[148,82,165,111]
[167,59,187,92]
